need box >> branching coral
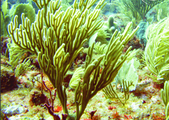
[74,22,138,119]
[8,0,138,119]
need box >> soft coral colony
[5,0,169,120]
[145,16,169,120]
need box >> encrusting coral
[8,0,139,119]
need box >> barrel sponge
[13,3,35,25]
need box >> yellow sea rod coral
[8,0,138,119]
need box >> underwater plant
[115,58,139,91]
[1,0,11,35]
[1,0,36,36]
[161,81,169,119]
[14,58,34,77]
[145,17,169,83]
[7,41,29,69]
[103,55,139,105]
[121,0,164,20]
[152,0,169,21]
[8,0,138,119]
[107,15,118,33]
